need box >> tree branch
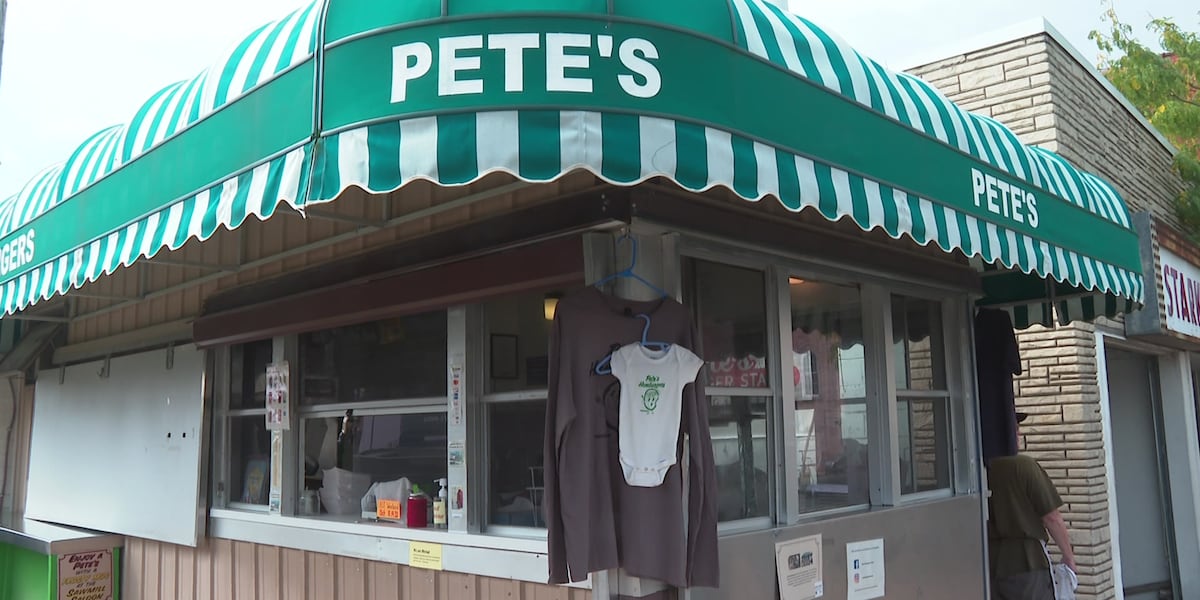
[1168,93,1200,109]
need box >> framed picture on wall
[491,334,519,379]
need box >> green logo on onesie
[639,375,666,413]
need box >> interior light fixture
[544,292,562,320]
[789,277,806,285]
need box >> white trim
[1156,352,1200,598]
[209,509,592,588]
[1094,331,1127,600]
[897,18,1177,157]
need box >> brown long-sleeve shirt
[544,286,719,588]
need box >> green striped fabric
[307,110,1141,329]
[730,0,1131,232]
[0,146,311,315]
[0,0,1145,330]
[0,0,321,238]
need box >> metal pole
[0,0,7,88]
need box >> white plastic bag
[318,467,371,515]
[1051,563,1077,600]
[360,477,411,520]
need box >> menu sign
[58,550,113,600]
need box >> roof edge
[894,17,1177,157]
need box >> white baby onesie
[611,342,704,487]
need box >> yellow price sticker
[377,499,402,521]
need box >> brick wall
[909,32,1184,600]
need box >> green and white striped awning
[0,0,1143,329]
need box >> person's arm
[1042,508,1077,571]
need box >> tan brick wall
[909,32,1184,600]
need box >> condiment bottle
[433,478,448,529]
[406,484,428,528]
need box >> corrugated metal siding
[123,538,590,600]
[64,172,599,345]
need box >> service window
[892,294,952,495]
[684,259,773,524]
[225,339,273,508]
[482,290,556,530]
[296,311,449,518]
[789,278,872,513]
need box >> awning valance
[0,0,1144,328]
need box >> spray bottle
[433,478,448,529]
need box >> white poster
[265,362,290,431]
[776,534,823,600]
[449,364,464,426]
[846,539,885,600]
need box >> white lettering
[391,33,662,103]
[996,180,1012,218]
[971,168,986,207]
[0,229,36,276]
[984,174,1000,213]
[391,42,433,103]
[487,33,540,92]
[618,38,661,98]
[438,35,485,96]
[970,169,1039,228]
[1011,188,1025,223]
[546,33,593,93]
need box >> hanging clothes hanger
[590,233,671,300]
[590,232,672,375]
[594,314,672,375]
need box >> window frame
[680,253,779,533]
[670,233,975,523]
[206,228,979,584]
[889,291,960,502]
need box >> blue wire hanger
[591,233,672,300]
[592,233,672,375]
[594,314,672,375]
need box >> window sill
[209,509,587,588]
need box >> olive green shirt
[986,454,1062,579]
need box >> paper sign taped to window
[409,541,443,571]
[377,499,402,521]
[265,362,290,431]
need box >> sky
[0,0,1196,198]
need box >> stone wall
[909,30,1183,600]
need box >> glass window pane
[230,340,273,409]
[898,398,951,494]
[485,291,556,394]
[790,279,872,512]
[710,396,770,521]
[229,416,271,505]
[301,412,449,516]
[687,261,768,390]
[892,296,946,391]
[488,400,547,528]
[298,312,448,404]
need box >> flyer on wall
[775,534,823,600]
[846,539,885,600]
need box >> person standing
[986,412,1077,599]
